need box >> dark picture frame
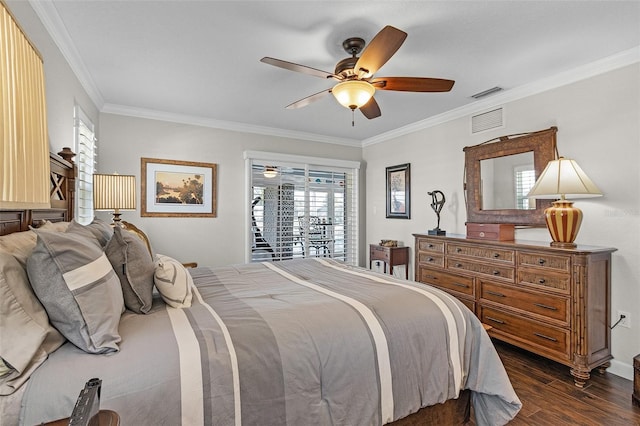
[141,157,217,217]
[386,163,411,219]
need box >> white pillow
[153,254,193,308]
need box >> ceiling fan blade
[285,89,331,109]
[360,97,381,119]
[261,57,340,80]
[354,26,407,79]
[371,77,455,92]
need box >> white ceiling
[34,1,640,145]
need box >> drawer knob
[455,263,462,268]
[538,258,546,265]
[492,270,500,276]
[538,278,546,284]
[427,257,434,262]
[456,248,462,253]
[533,302,558,311]
[534,332,557,342]
[493,253,500,258]
[428,244,434,248]
[486,316,505,324]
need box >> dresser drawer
[517,252,570,272]
[417,238,444,253]
[518,270,570,294]
[447,243,515,264]
[417,252,444,267]
[418,268,474,296]
[446,257,514,282]
[480,281,569,325]
[370,245,390,261]
[481,306,570,359]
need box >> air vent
[471,108,504,134]
[471,86,503,99]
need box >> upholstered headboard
[0,152,75,236]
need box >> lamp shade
[93,174,136,224]
[331,80,375,110]
[526,157,602,199]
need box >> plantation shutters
[245,151,360,265]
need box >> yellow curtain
[0,1,50,209]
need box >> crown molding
[102,104,362,147]
[28,0,104,109]
[362,46,640,146]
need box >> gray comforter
[19,258,521,425]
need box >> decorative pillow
[27,230,124,354]
[0,230,37,270]
[105,226,155,314]
[0,251,65,395]
[67,218,113,248]
[154,254,193,308]
[30,220,70,232]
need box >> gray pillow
[27,230,124,354]
[105,226,155,314]
[0,251,65,395]
[67,218,113,248]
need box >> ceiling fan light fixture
[332,80,375,110]
[263,166,278,178]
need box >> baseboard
[607,359,633,381]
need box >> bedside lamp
[526,157,602,248]
[93,173,137,226]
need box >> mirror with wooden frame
[464,127,557,226]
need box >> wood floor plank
[482,340,640,426]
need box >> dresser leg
[570,367,590,388]
[596,361,611,374]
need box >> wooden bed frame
[0,151,471,424]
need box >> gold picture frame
[141,157,217,217]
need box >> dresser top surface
[413,233,617,254]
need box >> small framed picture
[141,157,217,217]
[386,163,410,219]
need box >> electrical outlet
[617,310,631,328]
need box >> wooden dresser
[413,233,616,387]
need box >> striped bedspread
[20,258,521,425]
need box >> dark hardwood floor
[472,340,640,425]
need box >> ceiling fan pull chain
[352,109,355,127]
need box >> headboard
[0,151,75,236]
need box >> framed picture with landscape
[141,157,217,217]
[386,163,410,219]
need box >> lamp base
[544,200,583,248]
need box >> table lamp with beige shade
[526,157,602,248]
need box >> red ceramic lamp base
[544,200,583,248]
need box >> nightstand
[369,244,409,279]
[634,354,639,407]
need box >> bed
[0,153,521,425]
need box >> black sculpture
[428,190,446,236]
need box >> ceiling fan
[260,25,455,123]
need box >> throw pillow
[0,230,37,270]
[0,250,65,395]
[105,226,155,314]
[154,254,193,308]
[67,218,113,248]
[27,230,124,354]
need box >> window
[515,165,536,209]
[74,106,97,225]
[245,151,359,265]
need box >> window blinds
[246,152,359,265]
[74,106,97,225]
